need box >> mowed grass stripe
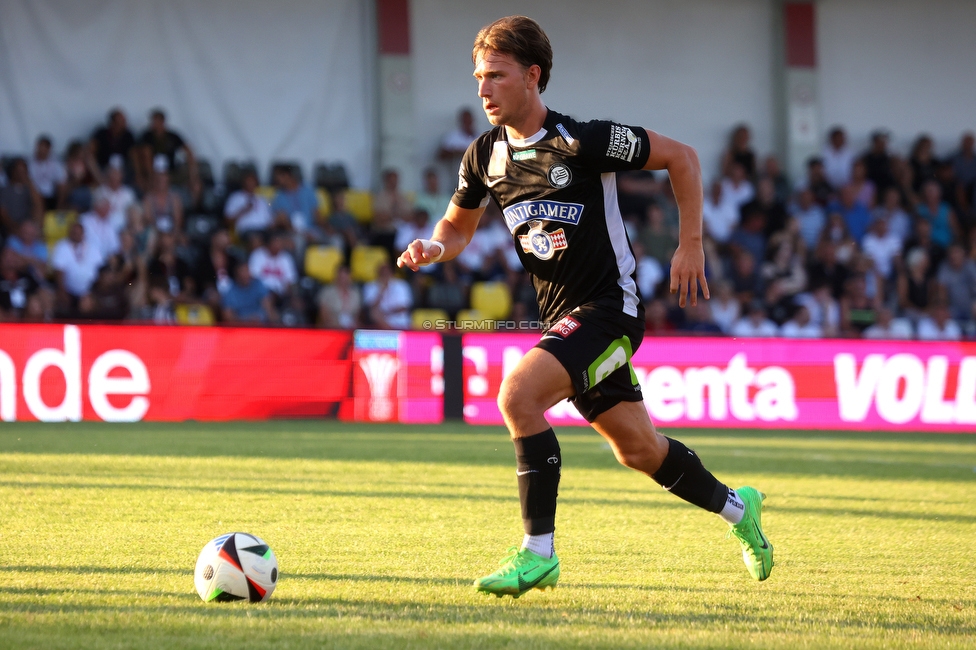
[1,422,974,649]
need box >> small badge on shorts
[548,315,581,338]
[519,220,567,260]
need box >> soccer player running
[398,15,773,598]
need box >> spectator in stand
[702,179,738,245]
[84,253,132,321]
[0,246,48,322]
[224,169,272,243]
[828,185,872,244]
[909,134,939,193]
[790,186,826,251]
[143,158,184,237]
[678,302,722,335]
[395,208,436,259]
[728,249,763,306]
[638,202,678,268]
[127,204,156,262]
[762,155,791,204]
[4,220,49,279]
[426,259,467,320]
[845,159,876,209]
[414,167,451,223]
[644,298,675,335]
[194,229,239,314]
[839,273,879,336]
[321,190,362,255]
[371,168,412,261]
[222,262,275,324]
[61,140,101,211]
[731,300,778,338]
[916,180,958,249]
[146,230,194,303]
[917,300,962,341]
[728,208,766,271]
[438,107,479,178]
[761,234,807,324]
[317,265,361,329]
[822,126,854,190]
[902,218,944,278]
[616,169,660,219]
[720,124,756,179]
[950,132,975,217]
[863,307,913,340]
[249,230,298,303]
[708,280,740,334]
[897,247,936,322]
[90,108,136,174]
[51,221,104,317]
[936,243,976,325]
[780,305,822,339]
[861,129,895,196]
[873,186,912,247]
[363,261,412,330]
[136,108,199,200]
[801,156,835,207]
[741,176,788,238]
[95,156,137,233]
[808,237,851,299]
[456,206,507,276]
[0,158,43,237]
[80,195,121,260]
[270,164,318,252]
[796,281,840,337]
[631,241,664,302]
[720,161,754,212]
[28,135,66,211]
[861,216,902,282]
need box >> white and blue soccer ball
[194,532,278,602]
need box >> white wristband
[417,239,445,265]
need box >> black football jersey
[452,109,651,324]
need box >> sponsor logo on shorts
[547,315,581,338]
[607,125,640,162]
[548,163,572,188]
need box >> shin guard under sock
[513,428,561,535]
[651,437,729,513]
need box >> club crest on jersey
[548,163,572,188]
[519,221,567,260]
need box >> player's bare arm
[396,202,485,271]
[642,130,709,308]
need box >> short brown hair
[472,16,553,93]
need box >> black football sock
[513,428,561,536]
[651,437,729,514]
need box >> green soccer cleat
[474,546,560,598]
[728,486,774,581]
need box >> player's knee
[497,374,538,426]
[614,437,668,474]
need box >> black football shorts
[535,303,645,422]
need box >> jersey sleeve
[451,137,490,209]
[577,120,651,172]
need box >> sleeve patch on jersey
[556,123,575,145]
[607,125,640,162]
[519,225,568,260]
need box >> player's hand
[669,242,710,308]
[396,239,444,272]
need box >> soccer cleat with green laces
[728,486,774,581]
[474,546,560,598]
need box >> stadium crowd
[1,107,975,340]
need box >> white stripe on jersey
[601,172,640,318]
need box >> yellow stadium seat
[254,185,277,202]
[304,245,343,284]
[175,304,215,326]
[344,189,373,223]
[43,210,77,244]
[411,308,448,331]
[315,188,333,217]
[470,281,512,320]
[455,309,491,331]
[350,245,389,283]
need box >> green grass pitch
[1,421,974,649]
